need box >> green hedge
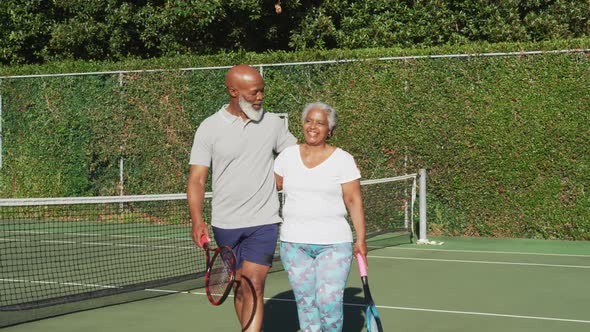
[2,0,589,65]
[1,42,588,240]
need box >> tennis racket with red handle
[200,234,236,305]
[356,253,384,332]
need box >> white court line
[145,289,191,294]
[0,230,193,242]
[74,242,194,250]
[368,304,590,324]
[0,238,23,242]
[1,279,118,289]
[0,237,195,250]
[369,255,590,269]
[384,246,590,258]
[44,240,77,244]
[148,289,590,324]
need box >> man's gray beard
[239,96,263,122]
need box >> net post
[418,169,428,243]
[119,154,124,210]
[118,73,125,203]
[417,169,444,245]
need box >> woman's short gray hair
[301,102,338,135]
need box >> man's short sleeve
[275,118,297,153]
[273,148,287,177]
[189,124,212,166]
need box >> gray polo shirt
[189,105,297,229]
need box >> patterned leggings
[280,241,353,332]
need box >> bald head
[225,64,263,91]
[225,64,265,121]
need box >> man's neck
[226,104,248,121]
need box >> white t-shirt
[273,145,361,244]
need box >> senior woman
[274,101,368,332]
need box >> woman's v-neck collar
[298,145,339,170]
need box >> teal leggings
[280,242,353,332]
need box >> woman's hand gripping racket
[356,253,384,332]
[200,234,236,306]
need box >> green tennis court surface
[2,235,589,331]
[0,176,417,326]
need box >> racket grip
[355,253,368,277]
[199,234,210,247]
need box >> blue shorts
[212,223,279,269]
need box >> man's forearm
[187,184,206,225]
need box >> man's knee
[240,264,270,293]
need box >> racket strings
[208,249,234,300]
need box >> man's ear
[228,86,239,98]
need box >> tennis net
[0,174,418,324]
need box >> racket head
[204,245,236,305]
